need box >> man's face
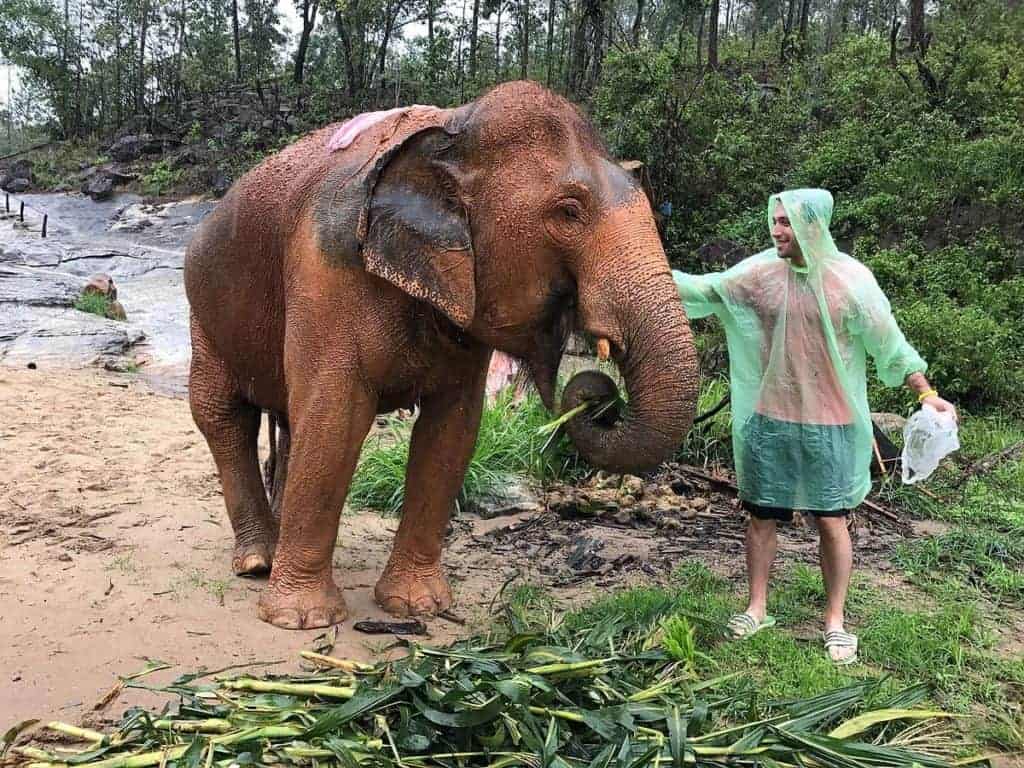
[771,201,801,261]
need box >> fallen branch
[0,141,56,162]
[953,440,1024,489]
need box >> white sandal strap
[728,613,758,634]
[823,629,858,648]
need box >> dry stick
[953,440,1024,489]
[678,464,907,529]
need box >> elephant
[184,81,700,629]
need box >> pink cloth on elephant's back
[327,105,437,152]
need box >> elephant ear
[358,127,475,329]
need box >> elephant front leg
[258,383,377,629]
[376,359,488,616]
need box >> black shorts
[742,501,849,524]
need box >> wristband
[917,388,938,403]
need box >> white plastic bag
[901,404,960,485]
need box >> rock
[591,471,621,489]
[566,535,605,571]
[688,496,710,512]
[613,509,633,526]
[169,146,203,170]
[0,265,83,306]
[109,134,152,162]
[464,478,542,519]
[101,355,136,371]
[619,494,637,508]
[8,158,34,181]
[211,171,232,197]
[680,506,699,520]
[104,300,127,321]
[872,412,907,433]
[5,177,31,193]
[84,273,117,300]
[660,517,684,532]
[621,474,644,498]
[81,175,115,200]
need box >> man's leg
[817,515,852,629]
[818,514,856,662]
[745,515,779,622]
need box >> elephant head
[359,81,700,475]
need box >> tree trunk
[469,0,481,80]
[797,0,810,56]
[293,0,320,84]
[521,0,530,78]
[336,10,360,99]
[427,0,436,83]
[136,0,150,113]
[495,0,503,80]
[696,7,705,67]
[909,0,925,54]
[707,0,719,68]
[749,0,758,55]
[232,0,242,81]
[631,0,644,45]
[546,0,556,84]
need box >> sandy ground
[0,367,663,726]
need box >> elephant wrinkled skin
[184,81,700,629]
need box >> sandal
[726,612,776,640]
[823,629,859,665]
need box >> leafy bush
[348,390,585,515]
[141,159,183,196]
[74,292,112,317]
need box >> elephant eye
[559,199,585,221]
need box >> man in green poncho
[674,189,957,665]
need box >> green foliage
[141,159,184,197]
[348,390,584,515]
[676,376,732,467]
[73,292,112,317]
[896,528,1024,608]
[659,614,716,672]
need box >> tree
[708,0,719,68]
[293,0,321,83]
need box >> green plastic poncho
[674,189,927,511]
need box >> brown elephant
[184,81,700,629]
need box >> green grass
[675,375,732,468]
[73,292,112,317]
[509,561,1024,749]
[348,389,585,515]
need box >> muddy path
[0,366,922,727]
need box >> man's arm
[852,270,958,422]
[673,270,725,320]
[905,371,958,422]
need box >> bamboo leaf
[305,686,402,738]
[666,706,686,768]
[413,694,506,728]
[828,709,956,740]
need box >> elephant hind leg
[190,320,278,576]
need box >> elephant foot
[232,538,276,577]
[375,555,452,617]
[258,575,348,629]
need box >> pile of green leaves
[6,621,971,768]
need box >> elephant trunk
[561,227,700,475]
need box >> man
[674,188,956,665]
